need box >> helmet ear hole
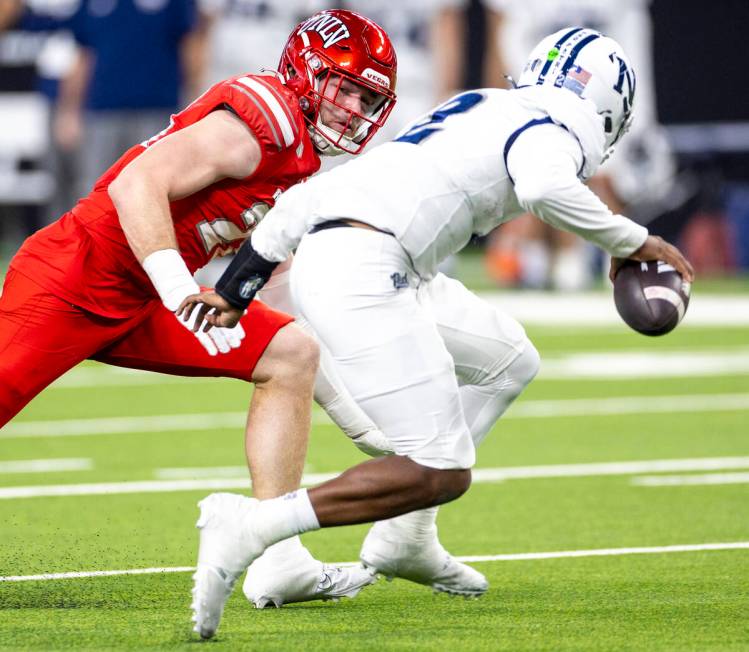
[604,116,613,134]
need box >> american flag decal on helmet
[562,65,591,97]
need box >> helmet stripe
[557,33,601,83]
[536,27,584,85]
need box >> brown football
[613,259,691,336]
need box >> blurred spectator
[340,0,466,144]
[56,0,208,200]
[198,1,326,86]
[0,0,77,252]
[19,1,81,224]
[482,0,676,290]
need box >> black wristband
[215,237,279,309]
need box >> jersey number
[395,92,485,145]
[197,202,270,258]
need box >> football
[613,259,691,336]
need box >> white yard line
[4,457,749,500]
[482,292,749,326]
[157,457,749,482]
[0,459,92,474]
[40,348,749,391]
[156,466,250,479]
[539,350,749,378]
[632,472,749,487]
[2,541,747,582]
[4,393,749,438]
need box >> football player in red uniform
[0,9,396,602]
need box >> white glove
[179,305,246,356]
[349,428,395,457]
[143,248,245,356]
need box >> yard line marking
[41,348,749,390]
[0,567,196,582]
[5,393,749,438]
[156,466,251,479]
[0,473,339,500]
[0,458,92,474]
[482,291,749,326]
[539,350,749,379]
[510,394,749,418]
[5,457,749,500]
[455,541,749,562]
[49,367,198,389]
[632,472,749,486]
[156,457,749,482]
[2,412,248,437]
[2,542,748,582]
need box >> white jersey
[253,85,648,280]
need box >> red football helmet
[278,9,397,155]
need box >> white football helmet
[518,27,636,157]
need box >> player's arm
[109,109,260,263]
[507,125,693,282]
[108,110,260,354]
[178,178,318,330]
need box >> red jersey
[11,74,321,318]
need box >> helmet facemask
[278,9,398,157]
[307,64,396,155]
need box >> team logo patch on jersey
[298,13,350,48]
[390,272,408,289]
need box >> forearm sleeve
[507,125,648,257]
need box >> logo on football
[613,260,691,336]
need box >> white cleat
[191,493,265,640]
[360,528,488,598]
[243,550,376,608]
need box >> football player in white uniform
[180,28,694,639]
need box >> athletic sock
[252,489,321,548]
[375,507,439,543]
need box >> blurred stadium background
[1,0,748,287]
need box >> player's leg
[190,227,475,638]
[361,273,540,595]
[0,268,126,426]
[424,273,540,447]
[94,299,373,607]
[259,263,391,456]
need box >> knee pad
[508,339,541,391]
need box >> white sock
[375,507,439,543]
[253,489,321,549]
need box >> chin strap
[309,119,357,156]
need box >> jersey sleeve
[251,178,319,262]
[217,76,302,159]
[507,123,648,257]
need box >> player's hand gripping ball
[613,260,691,336]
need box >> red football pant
[0,268,294,427]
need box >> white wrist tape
[142,249,200,311]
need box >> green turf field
[1,321,748,650]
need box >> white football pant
[288,226,539,469]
